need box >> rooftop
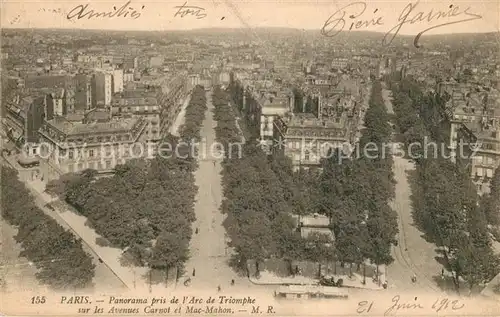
[286,113,345,130]
[295,213,330,227]
[47,116,141,136]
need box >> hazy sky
[1,0,499,35]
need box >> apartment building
[111,87,161,142]
[74,73,93,111]
[158,75,188,137]
[3,93,53,147]
[37,115,148,180]
[331,58,349,70]
[259,93,290,153]
[444,84,500,195]
[277,113,350,170]
[113,69,124,93]
[92,72,113,107]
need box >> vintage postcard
[1,0,500,315]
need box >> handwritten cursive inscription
[385,1,482,47]
[322,2,384,38]
[384,296,424,316]
[174,2,207,19]
[67,1,144,20]
[321,1,482,48]
[431,298,464,312]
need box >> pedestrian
[411,274,417,283]
[231,279,235,286]
[217,285,221,292]
[213,161,215,167]
[195,228,199,234]
[192,268,196,277]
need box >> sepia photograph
[1,0,500,315]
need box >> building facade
[92,72,113,107]
[277,113,350,170]
[444,83,500,195]
[111,87,161,142]
[37,116,149,180]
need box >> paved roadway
[382,84,443,293]
[182,90,256,293]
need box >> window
[89,149,94,157]
[476,168,484,177]
[486,168,493,178]
[304,150,310,161]
[69,151,74,159]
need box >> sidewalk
[169,94,191,136]
[25,179,177,293]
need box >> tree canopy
[47,85,208,275]
[389,76,500,293]
[2,167,95,290]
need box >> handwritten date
[357,296,464,315]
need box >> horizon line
[2,26,497,37]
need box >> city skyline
[2,0,500,309]
[2,0,499,35]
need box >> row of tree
[47,85,208,281]
[213,86,333,274]
[389,76,500,293]
[179,85,208,142]
[223,79,399,276]
[2,167,95,290]
[317,80,398,273]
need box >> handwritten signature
[174,2,207,19]
[321,1,482,47]
[67,1,145,20]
